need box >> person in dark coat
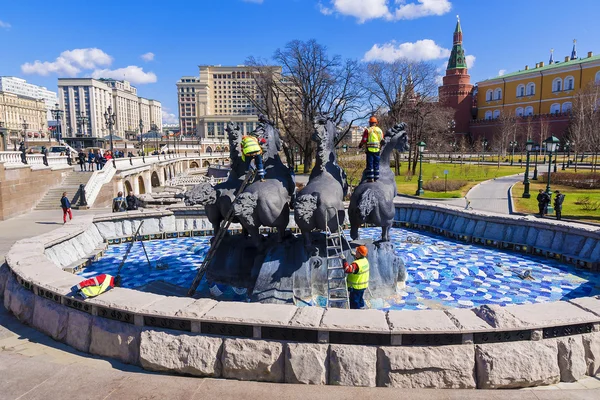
[554,190,565,220]
[112,191,127,212]
[537,189,551,217]
[126,192,139,211]
[78,150,86,171]
[41,146,49,166]
[60,192,72,224]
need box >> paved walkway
[464,174,524,214]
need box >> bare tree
[494,113,518,168]
[242,40,366,173]
[569,82,600,172]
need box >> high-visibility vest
[347,258,370,290]
[366,127,383,153]
[79,274,114,299]
[241,136,262,156]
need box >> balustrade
[0,151,24,164]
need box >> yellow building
[476,45,600,120]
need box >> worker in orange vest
[359,116,384,182]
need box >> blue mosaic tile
[79,228,600,311]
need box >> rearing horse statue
[233,116,295,247]
[294,116,348,247]
[349,123,409,242]
[184,122,246,237]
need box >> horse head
[384,122,410,152]
[255,114,281,160]
[312,115,337,152]
[226,122,243,158]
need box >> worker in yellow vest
[359,116,384,182]
[241,133,266,182]
[343,245,370,309]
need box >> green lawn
[395,163,524,198]
[512,181,600,223]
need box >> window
[517,84,525,97]
[564,76,574,90]
[550,103,561,114]
[515,107,524,117]
[485,111,492,120]
[553,78,562,92]
[596,71,600,83]
[562,102,572,113]
[494,88,502,100]
[493,110,500,119]
[526,83,535,96]
[525,106,534,116]
[486,90,492,101]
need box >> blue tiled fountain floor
[80,228,600,311]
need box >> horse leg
[381,221,392,242]
[349,210,360,240]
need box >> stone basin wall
[1,204,600,388]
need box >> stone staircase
[35,170,93,210]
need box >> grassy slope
[512,180,600,223]
[395,163,524,198]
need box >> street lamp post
[532,146,539,180]
[522,140,535,198]
[544,136,560,213]
[481,138,488,163]
[103,105,117,168]
[415,141,426,196]
[50,103,63,145]
[561,141,571,170]
[139,119,144,156]
[509,141,517,166]
[21,118,29,164]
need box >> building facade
[438,18,474,136]
[0,91,48,150]
[58,78,162,145]
[0,77,58,121]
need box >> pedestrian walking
[359,116,384,182]
[41,146,49,166]
[343,245,370,309]
[536,189,550,217]
[78,150,86,171]
[60,192,73,224]
[87,150,95,171]
[95,150,102,170]
[554,190,565,220]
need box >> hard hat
[369,116,378,124]
[356,245,368,257]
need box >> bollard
[78,184,88,207]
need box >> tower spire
[549,48,554,64]
[448,16,467,70]
[571,39,578,60]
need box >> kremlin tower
[438,16,474,135]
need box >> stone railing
[84,162,116,206]
[2,207,599,389]
[46,155,69,167]
[0,151,24,164]
[26,154,45,166]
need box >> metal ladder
[187,168,257,296]
[325,207,350,309]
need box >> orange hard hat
[356,245,368,257]
[369,116,378,124]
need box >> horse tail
[294,194,318,225]
[358,188,377,220]
[185,183,217,206]
[233,192,258,226]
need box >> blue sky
[1,0,599,124]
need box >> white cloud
[21,48,112,77]
[162,110,179,125]
[141,52,155,62]
[318,2,334,15]
[0,20,11,29]
[92,66,157,84]
[393,0,452,20]
[465,54,475,69]
[498,69,507,76]
[323,0,451,22]
[364,39,450,62]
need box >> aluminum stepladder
[187,168,257,296]
[324,207,350,309]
